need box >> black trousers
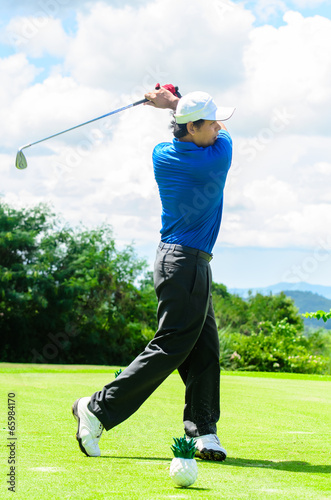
[89,242,220,437]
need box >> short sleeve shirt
[153,130,232,254]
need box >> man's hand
[144,87,179,111]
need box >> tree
[212,285,304,335]
[304,309,331,323]
[212,283,250,333]
[0,202,150,365]
[247,292,304,331]
[0,202,56,359]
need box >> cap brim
[207,106,236,121]
[175,106,236,124]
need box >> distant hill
[282,290,331,330]
[229,282,331,330]
[229,281,331,299]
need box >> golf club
[15,98,147,170]
[15,83,181,170]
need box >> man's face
[191,120,222,147]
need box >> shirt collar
[172,138,204,152]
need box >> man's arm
[144,87,179,111]
[145,89,229,133]
[217,121,228,132]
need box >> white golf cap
[174,91,235,124]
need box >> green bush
[219,319,330,374]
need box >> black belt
[158,242,213,262]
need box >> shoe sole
[195,449,227,461]
[72,398,90,457]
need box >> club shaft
[19,98,148,151]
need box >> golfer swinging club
[72,85,235,461]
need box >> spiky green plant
[171,436,197,459]
[114,369,123,378]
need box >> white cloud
[221,130,331,249]
[0,54,39,105]
[244,176,299,212]
[1,0,331,267]
[223,10,331,135]
[2,73,116,147]
[4,16,71,57]
[315,162,331,175]
[64,0,254,93]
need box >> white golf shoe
[191,434,227,461]
[72,397,104,457]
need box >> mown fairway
[1,364,330,499]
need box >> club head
[15,150,27,170]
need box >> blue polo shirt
[153,130,232,254]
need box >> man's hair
[169,116,205,139]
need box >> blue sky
[1,0,331,289]
[244,0,331,26]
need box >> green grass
[1,363,330,499]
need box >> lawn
[1,363,330,499]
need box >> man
[72,86,235,461]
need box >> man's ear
[186,121,195,135]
